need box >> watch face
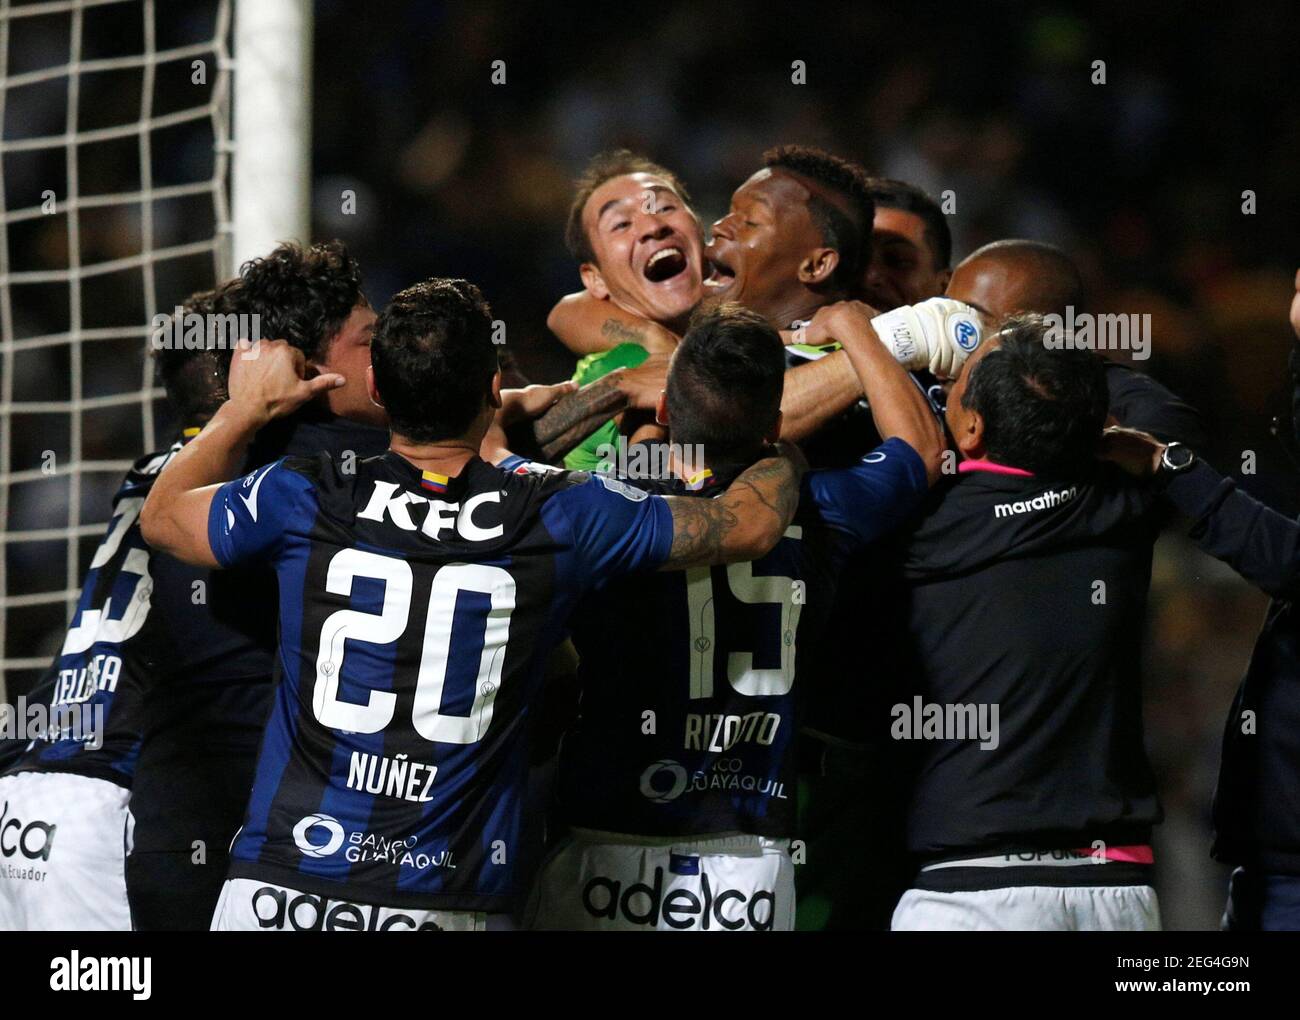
[1164,444,1194,470]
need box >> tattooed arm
[529,371,631,461]
[659,443,807,570]
[548,291,680,356]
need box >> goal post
[231,0,311,274]
[0,0,312,706]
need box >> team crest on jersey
[594,473,649,502]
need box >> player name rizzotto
[150,307,262,350]
[0,696,103,749]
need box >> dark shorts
[127,678,271,930]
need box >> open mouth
[643,246,689,283]
[703,255,736,292]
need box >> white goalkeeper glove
[871,297,984,379]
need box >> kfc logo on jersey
[357,480,504,541]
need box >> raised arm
[659,442,807,570]
[778,349,865,442]
[140,339,342,566]
[804,301,945,481]
[1101,426,1300,599]
[547,290,679,356]
[525,372,631,463]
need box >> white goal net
[0,0,233,701]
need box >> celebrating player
[138,277,804,931]
[0,287,240,930]
[523,300,947,930]
[126,241,394,931]
[885,316,1172,930]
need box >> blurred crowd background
[3,0,1298,928]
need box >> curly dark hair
[762,145,875,290]
[151,279,244,425]
[564,150,693,265]
[236,239,365,361]
[371,277,498,443]
[962,313,1109,478]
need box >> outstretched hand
[499,380,579,425]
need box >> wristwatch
[1158,441,1196,475]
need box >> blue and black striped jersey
[208,450,674,911]
[4,446,176,787]
[556,437,930,838]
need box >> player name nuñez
[347,751,437,803]
[358,481,504,541]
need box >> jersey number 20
[312,549,515,745]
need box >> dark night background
[2,0,1298,927]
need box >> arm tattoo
[663,456,798,569]
[666,496,740,569]
[533,374,629,456]
[726,457,799,525]
[600,318,648,346]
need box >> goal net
[0,0,233,702]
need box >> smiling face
[861,206,951,310]
[701,168,832,327]
[579,172,704,330]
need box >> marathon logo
[993,485,1077,519]
[582,866,775,930]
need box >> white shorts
[892,883,1162,931]
[526,830,795,931]
[210,878,491,931]
[0,771,133,931]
